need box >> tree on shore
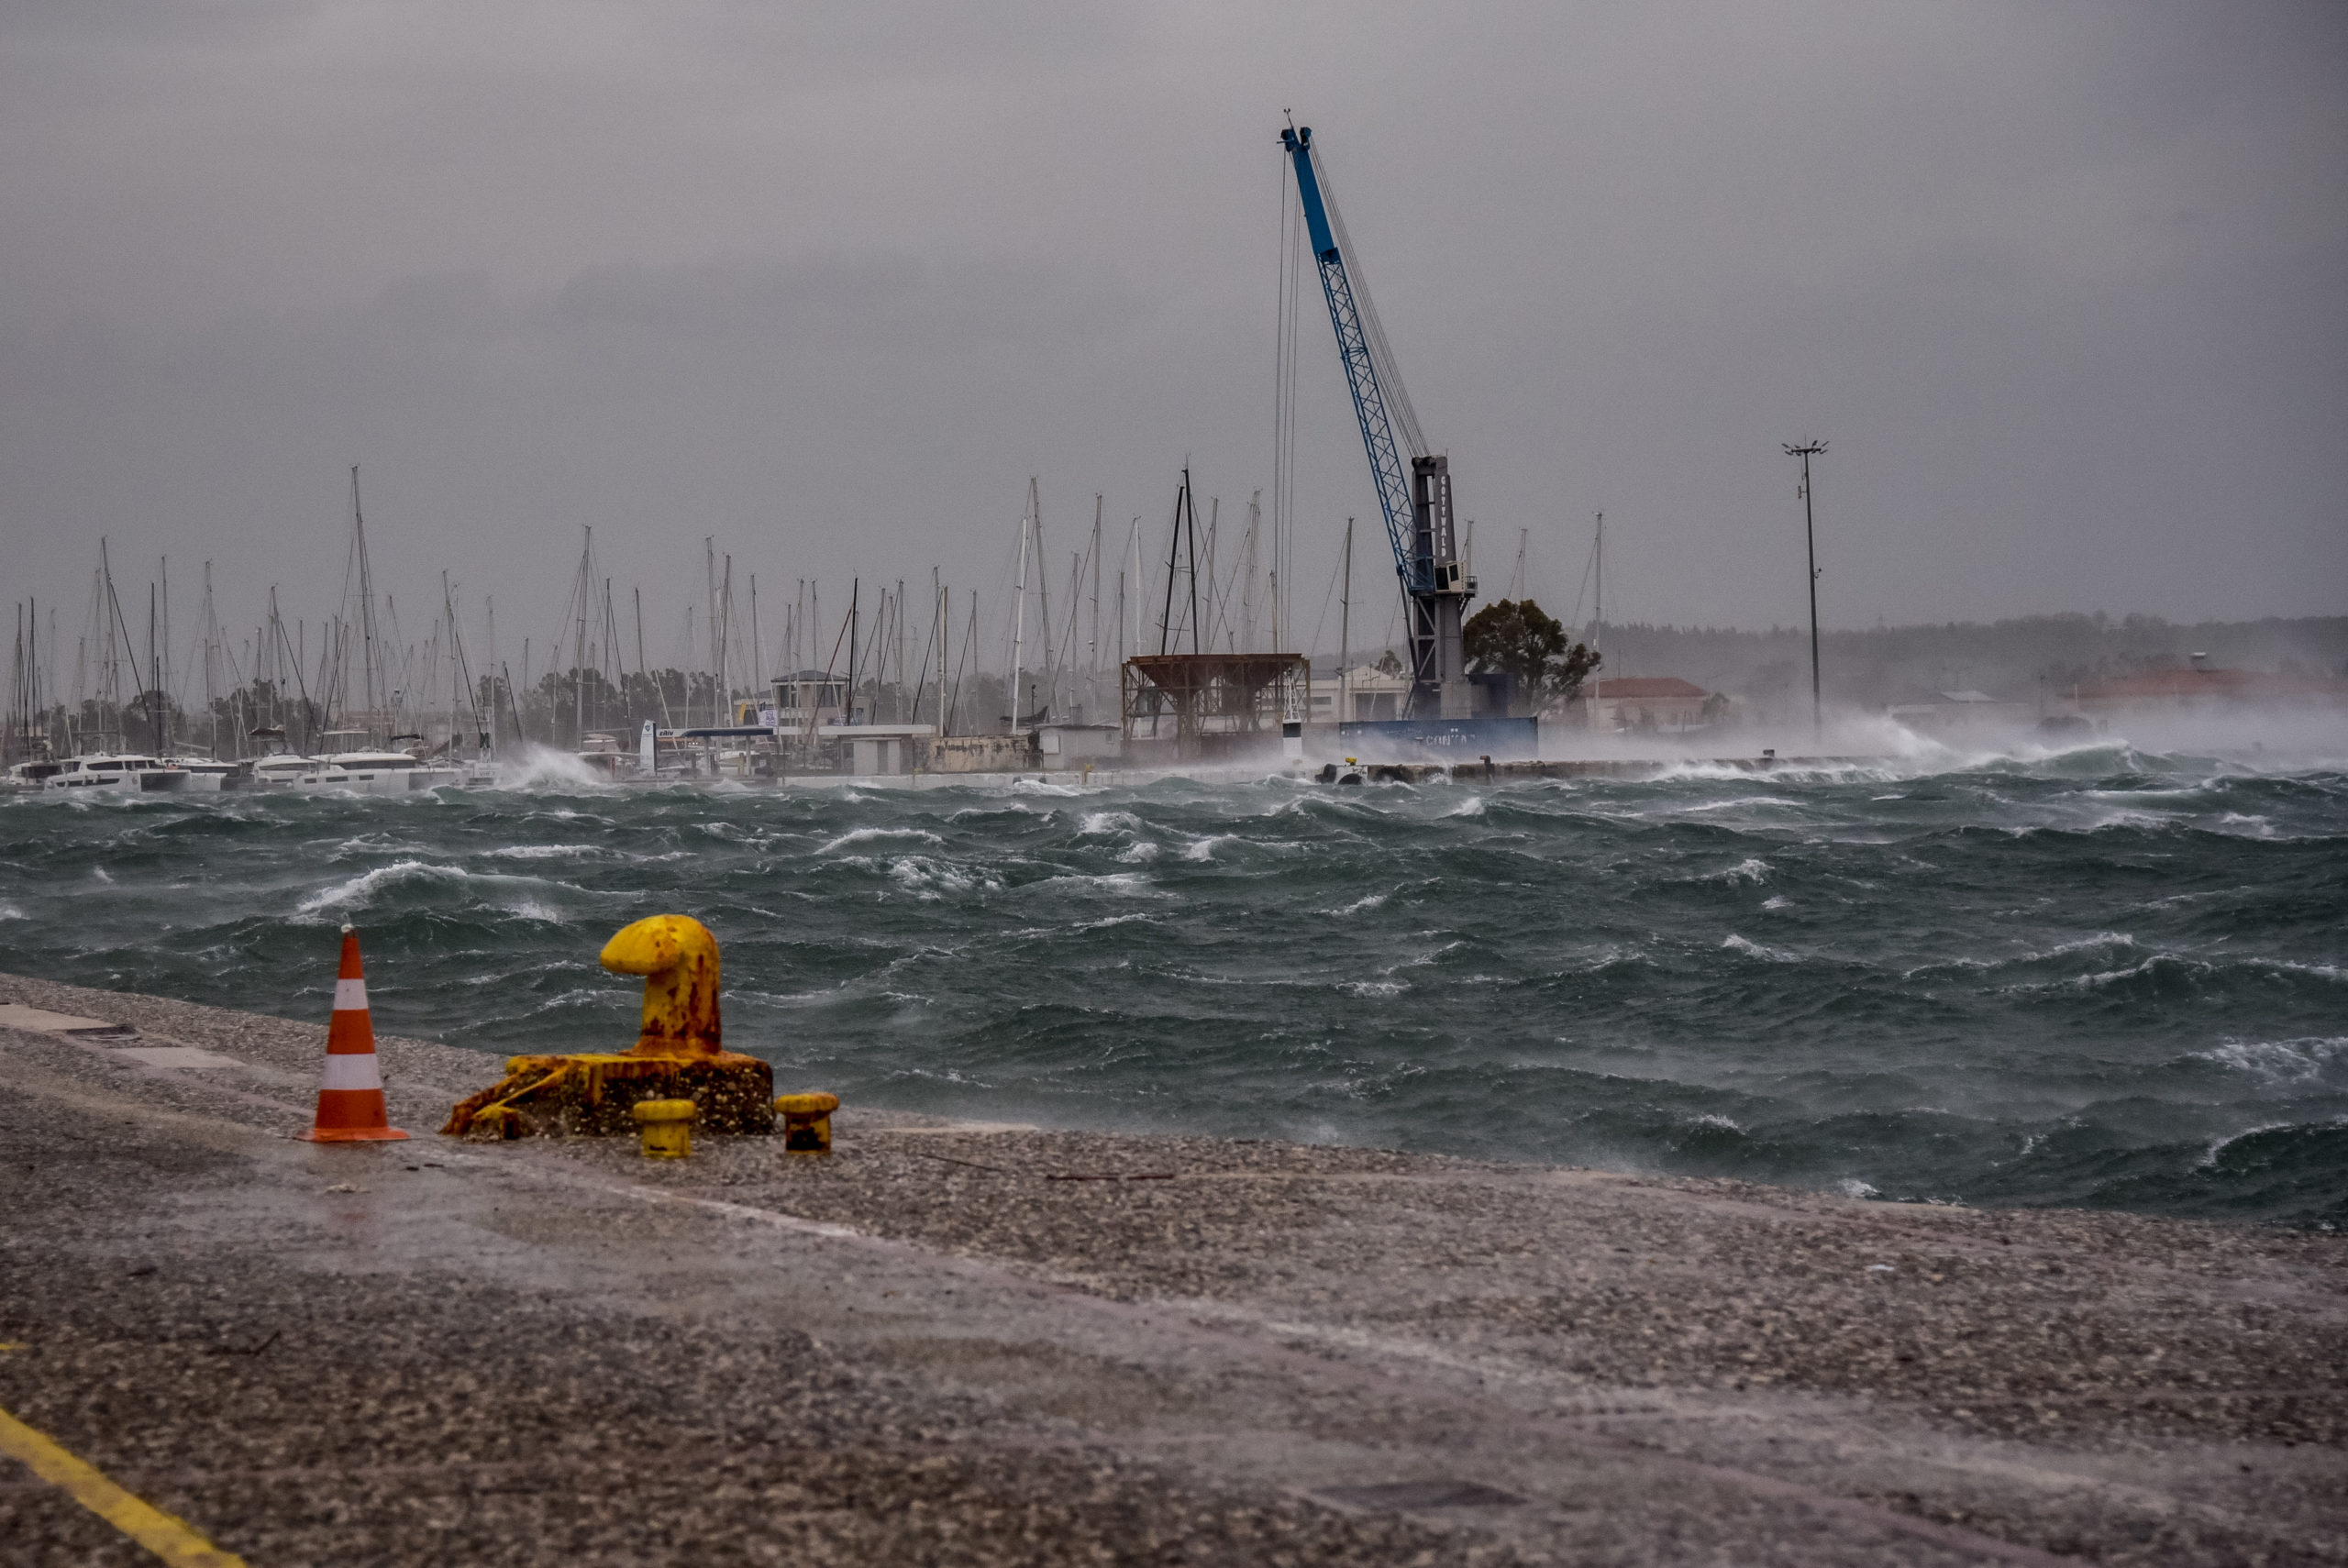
[1463,599,1600,707]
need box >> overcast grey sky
[2,1,2342,674]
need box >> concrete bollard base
[441,1052,775,1139]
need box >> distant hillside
[1570,614,2348,715]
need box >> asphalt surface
[1,972,2342,1566]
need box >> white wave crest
[885,856,998,899]
[295,858,462,916]
[1078,811,1141,836]
[2197,1036,2348,1084]
[1073,911,1158,933]
[1321,892,1388,916]
[1339,978,1407,997]
[2196,1121,2294,1169]
[1115,840,1160,864]
[1722,933,1803,963]
[293,857,588,923]
[821,825,946,856]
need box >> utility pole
[1783,440,1828,739]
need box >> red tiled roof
[1590,677,1710,699]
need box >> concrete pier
[3,973,2342,1565]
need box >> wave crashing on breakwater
[4,743,2343,1227]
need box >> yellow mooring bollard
[775,1092,840,1154]
[440,915,775,1141]
[632,1099,698,1159]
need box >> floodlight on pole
[1783,440,1827,740]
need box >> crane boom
[1279,126,1473,720]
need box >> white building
[1307,662,1412,723]
[1565,677,1716,733]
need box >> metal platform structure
[1121,654,1308,758]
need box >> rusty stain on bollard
[599,914,724,1058]
[776,1093,839,1154]
[632,1099,697,1159]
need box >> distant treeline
[1578,613,2348,714]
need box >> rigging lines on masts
[1010,482,1032,730]
[1088,495,1103,680]
[1006,477,1062,729]
[1156,466,1205,657]
[344,465,386,740]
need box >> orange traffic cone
[301,923,409,1143]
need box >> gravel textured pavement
[2,971,2342,1566]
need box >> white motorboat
[290,749,463,794]
[41,754,190,792]
[5,759,67,791]
[161,756,250,792]
[249,753,320,790]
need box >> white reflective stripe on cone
[333,978,369,1011]
[320,1054,383,1091]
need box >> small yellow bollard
[632,1098,697,1159]
[776,1092,840,1154]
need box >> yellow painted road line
[0,1403,249,1567]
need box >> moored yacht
[294,748,463,794]
[161,756,250,791]
[5,758,67,791]
[41,754,190,792]
[249,753,320,790]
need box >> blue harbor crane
[1279,124,1474,721]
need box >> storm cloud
[2,1,2342,657]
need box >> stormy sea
[5,744,2342,1228]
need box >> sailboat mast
[1029,478,1051,721]
[1011,492,1031,729]
[703,537,718,728]
[351,466,381,736]
[158,557,172,750]
[574,528,591,746]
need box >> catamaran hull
[283,768,463,795]
[43,771,188,792]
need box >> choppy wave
[3,744,2343,1226]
